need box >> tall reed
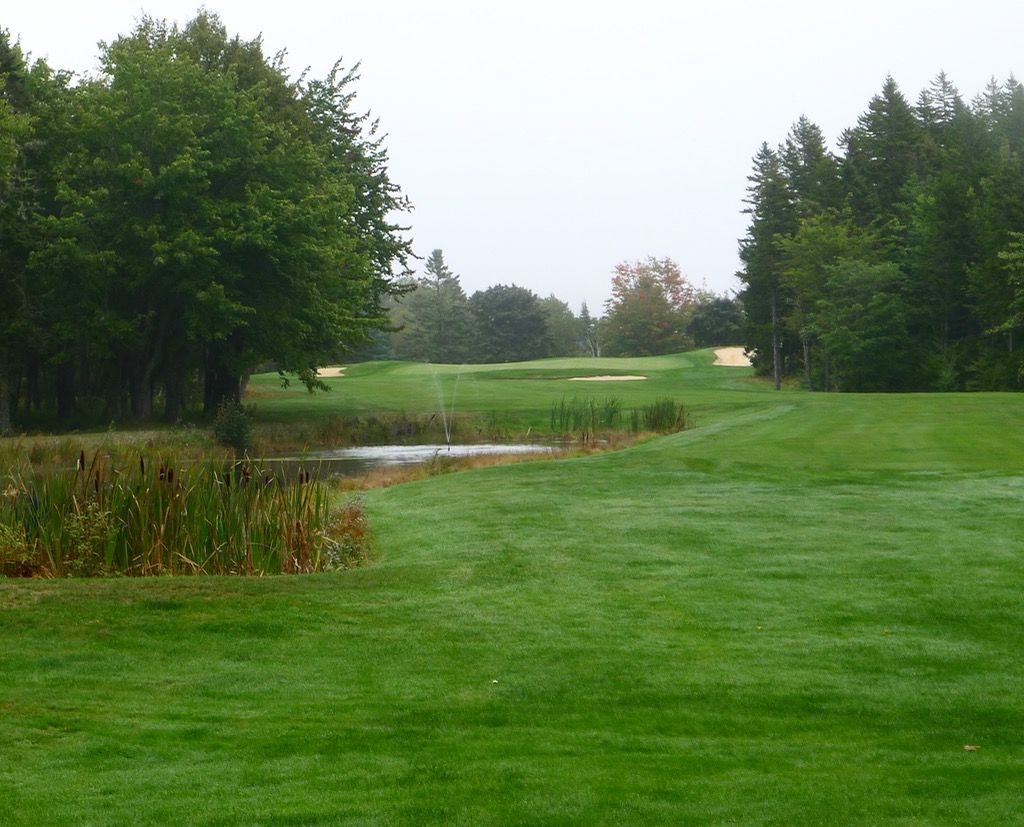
[629,397,693,433]
[0,450,365,577]
[550,395,624,438]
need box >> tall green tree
[777,209,882,390]
[0,32,32,434]
[391,249,476,363]
[966,145,1024,386]
[781,115,841,216]
[916,71,965,150]
[819,260,914,392]
[538,294,580,357]
[469,284,550,363]
[738,143,797,388]
[841,76,925,223]
[37,12,411,420]
[0,31,71,431]
[578,301,602,357]
[989,232,1024,382]
[906,92,999,387]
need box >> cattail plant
[0,450,369,577]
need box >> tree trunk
[26,357,40,412]
[203,359,241,416]
[130,372,154,419]
[130,303,168,419]
[0,349,12,436]
[802,336,813,392]
[55,360,76,423]
[163,363,187,423]
[771,290,782,391]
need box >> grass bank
[2,352,1023,824]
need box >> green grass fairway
[244,349,766,434]
[3,352,1024,825]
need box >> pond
[265,443,559,480]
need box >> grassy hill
[2,351,1023,825]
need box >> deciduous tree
[685,295,745,349]
[469,284,549,363]
[538,294,580,357]
[603,257,695,357]
[819,260,914,392]
[34,12,411,420]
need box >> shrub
[213,400,255,452]
[62,500,115,578]
[0,521,35,577]
[318,498,371,571]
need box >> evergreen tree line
[0,14,411,433]
[364,250,744,364]
[740,73,1024,392]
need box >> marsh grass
[550,395,691,440]
[631,396,693,432]
[0,449,368,577]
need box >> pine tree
[738,143,797,389]
[392,249,476,363]
[841,76,925,221]
[780,116,841,217]
[578,302,601,357]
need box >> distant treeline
[740,73,1024,391]
[357,250,744,365]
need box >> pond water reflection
[267,443,558,480]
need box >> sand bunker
[713,347,752,367]
[317,366,347,378]
[567,375,647,381]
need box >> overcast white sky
[4,1,1022,313]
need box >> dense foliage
[740,74,1024,391]
[0,14,411,431]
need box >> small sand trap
[713,347,752,367]
[567,375,647,381]
[317,366,347,378]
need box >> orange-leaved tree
[603,257,696,356]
